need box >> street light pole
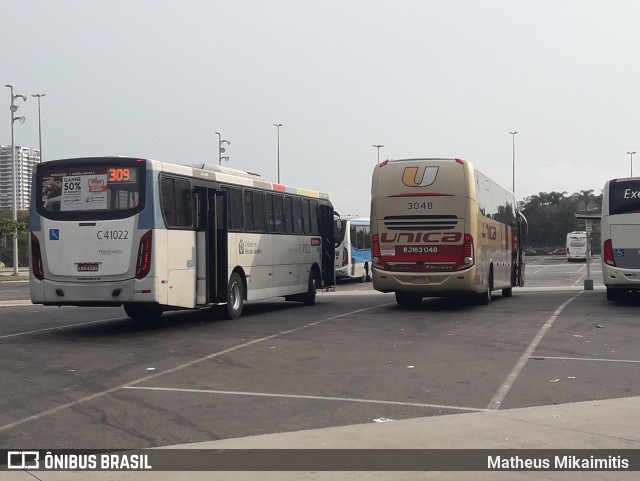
[274,123,283,183]
[5,84,27,276]
[627,151,636,177]
[31,93,46,162]
[509,131,518,193]
[214,131,231,166]
[372,144,384,163]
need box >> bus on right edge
[601,177,640,301]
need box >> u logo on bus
[402,166,439,187]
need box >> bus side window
[244,190,255,231]
[229,187,244,231]
[302,199,311,234]
[265,193,275,233]
[160,176,192,228]
[284,196,294,233]
[292,197,303,233]
[160,177,176,227]
[310,200,320,235]
[175,178,192,227]
[273,194,285,233]
[253,191,266,233]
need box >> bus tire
[606,287,619,301]
[303,269,320,306]
[502,287,513,297]
[359,267,367,283]
[364,262,371,282]
[478,270,493,305]
[225,272,244,319]
[124,303,163,320]
[395,291,422,307]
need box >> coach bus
[566,231,589,261]
[334,216,371,282]
[370,158,527,306]
[29,157,337,319]
[601,177,640,301]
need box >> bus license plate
[412,276,430,285]
[77,263,99,272]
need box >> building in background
[0,145,40,211]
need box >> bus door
[320,204,336,288]
[195,188,228,305]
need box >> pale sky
[3,0,640,216]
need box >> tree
[573,189,595,212]
[520,191,578,248]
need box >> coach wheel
[395,291,422,307]
[478,269,493,305]
[225,272,244,319]
[303,269,320,306]
[359,267,367,283]
[124,303,163,320]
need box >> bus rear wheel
[395,291,422,307]
[225,272,244,319]
[606,287,619,301]
[478,270,493,305]
[303,269,320,306]
[123,303,163,320]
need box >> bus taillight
[372,234,381,258]
[31,233,44,280]
[372,234,387,269]
[135,230,153,279]
[603,239,616,266]
[341,247,349,267]
[455,233,474,270]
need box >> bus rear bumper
[372,267,476,295]
[603,267,640,290]
[30,277,160,306]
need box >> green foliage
[0,210,29,267]
[519,190,602,249]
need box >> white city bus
[601,177,640,301]
[334,216,371,282]
[30,157,337,319]
[566,231,588,261]
[371,158,527,306]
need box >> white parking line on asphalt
[486,291,584,411]
[123,386,487,413]
[531,356,640,364]
[0,302,394,433]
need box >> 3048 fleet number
[407,202,433,210]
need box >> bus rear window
[38,164,143,217]
[609,180,640,215]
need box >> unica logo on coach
[402,166,439,187]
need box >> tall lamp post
[509,131,518,193]
[5,84,27,276]
[214,131,231,166]
[627,151,636,177]
[273,123,283,183]
[31,93,46,162]
[372,144,384,163]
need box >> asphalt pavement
[1,260,638,480]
